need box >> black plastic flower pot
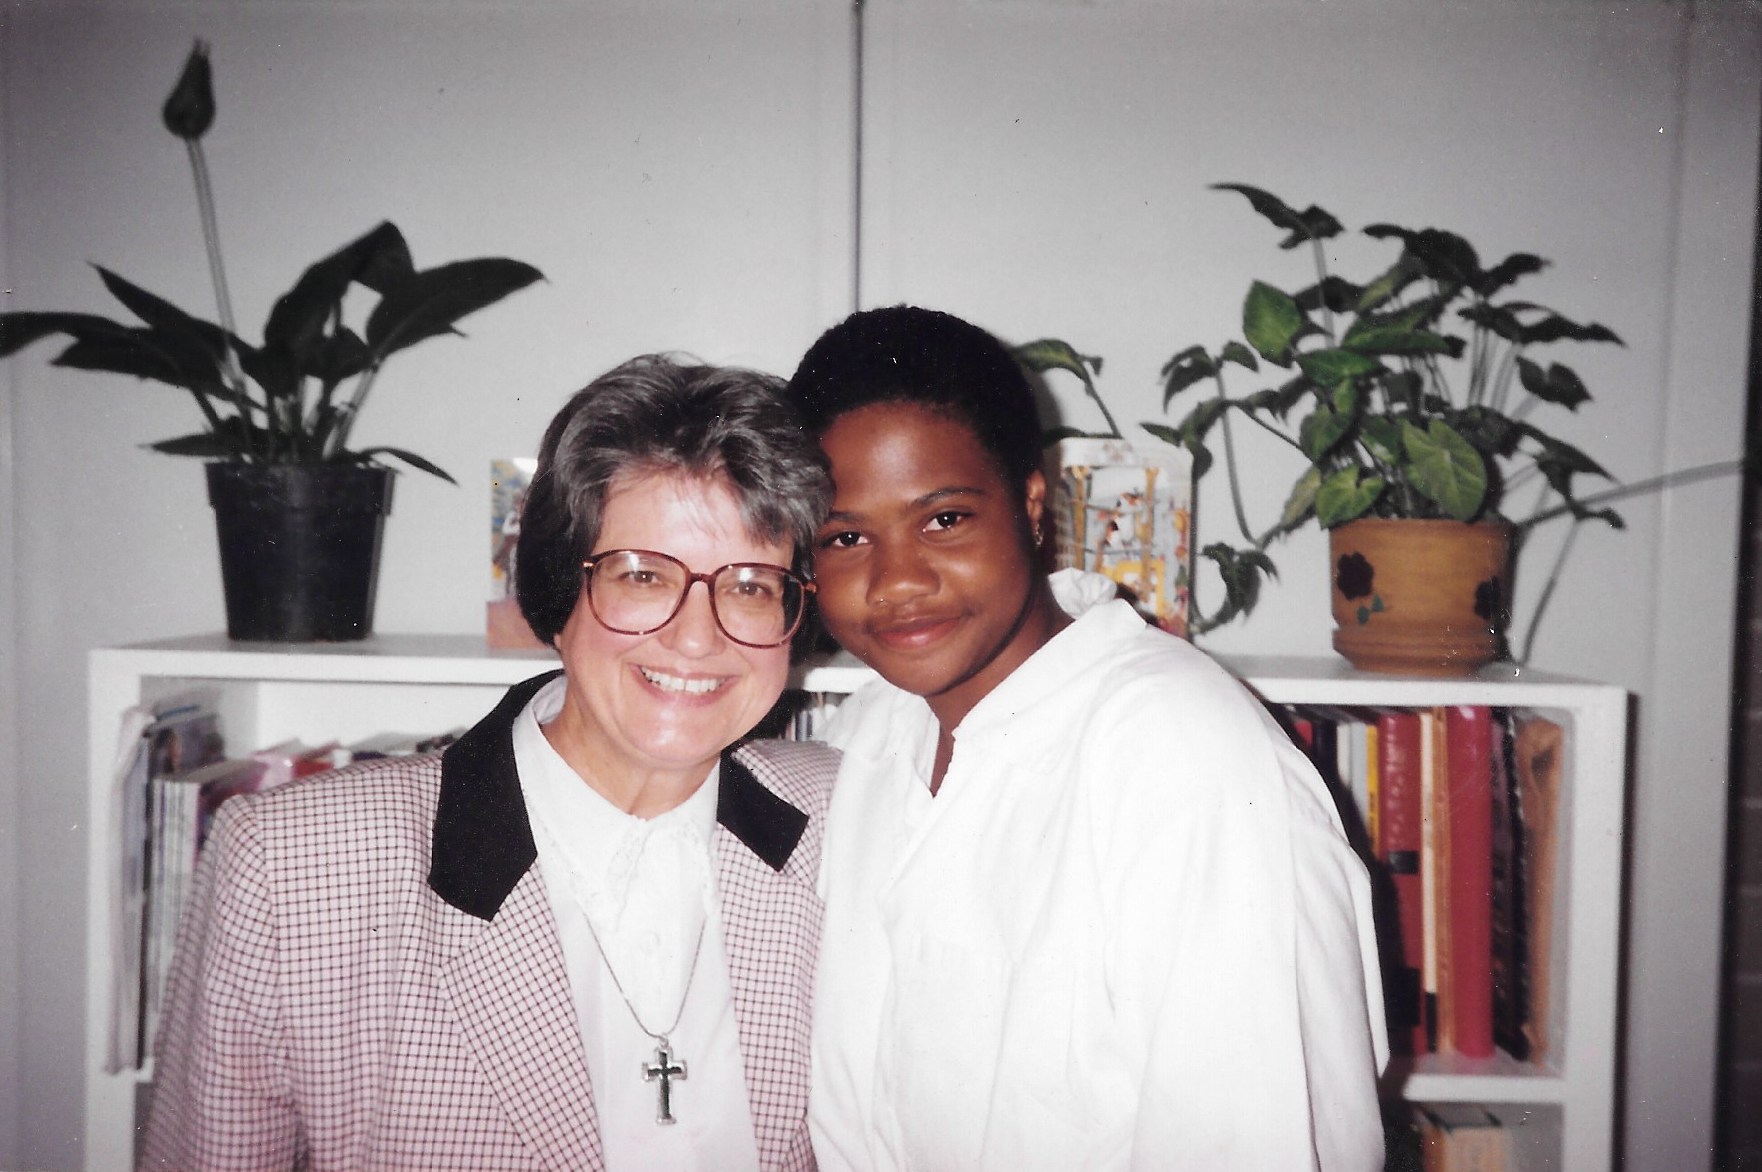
[206,462,395,642]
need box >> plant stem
[1514,517,1581,666]
[1516,459,1747,530]
[327,364,381,459]
[1309,237,1338,343]
[184,138,262,459]
[1214,372,1257,544]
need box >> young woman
[789,306,1388,1171]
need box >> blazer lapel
[432,671,602,1172]
[439,865,604,1172]
[716,751,819,1169]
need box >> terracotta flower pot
[1329,518,1513,676]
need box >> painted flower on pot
[1334,551,1387,626]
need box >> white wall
[857,1,1760,1167]
[0,0,25,1155]
[0,2,853,1166]
[4,1,1758,1169]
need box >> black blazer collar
[429,671,810,921]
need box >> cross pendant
[641,1038,688,1125]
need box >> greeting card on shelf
[488,458,546,650]
[1050,437,1192,637]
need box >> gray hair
[516,354,832,645]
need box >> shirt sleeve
[1095,683,1387,1172]
[139,795,303,1171]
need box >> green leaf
[1041,425,1114,444]
[95,267,228,351]
[1360,416,1403,465]
[1381,369,1425,411]
[1294,276,1363,315]
[265,222,413,361]
[1159,347,1216,404]
[1212,183,1343,249]
[1278,465,1323,530]
[1176,396,1231,444]
[1516,358,1592,410]
[1365,225,1482,287]
[1450,406,1520,457]
[1198,542,1279,627]
[1508,305,1623,347]
[1315,467,1385,527]
[0,311,133,358]
[239,343,300,403]
[356,446,455,483]
[1401,418,1488,520]
[1017,337,1103,383]
[365,257,544,361]
[1340,319,1453,357]
[1459,302,1524,344]
[1355,253,1424,313]
[1478,252,1547,298]
[1296,348,1380,384]
[1299,401,1352,460]
[1242,281,1306,366]
[1218,340,1259,371]
[147,417,264,459]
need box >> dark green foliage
[1146,184,1625,630]
[0,41,543,481]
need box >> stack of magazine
[106,699,465,1073]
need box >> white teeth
[639,667,725,695]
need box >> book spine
[1446,705,1496,1059]
[1421,708,1451,1054]
[1488,709,1531,1060]
[1378,709,1428,1055]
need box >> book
[106,697,223,1072]
[1488,708,1531,1061]
[1420,707,1452,1054]
[1415,1103,1509,1171]
[1515,713,1566,1062]
[1444,706,1496,1059]
[487,457,547,650]
[140,708,226,1064]
[1377,709,1428,1055]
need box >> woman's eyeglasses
[580,549,813,648]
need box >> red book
[1445,706,1496,1058]
[1377,710,1428,1055]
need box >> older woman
[143,356,838,1172]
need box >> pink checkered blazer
[140,671,835,1172]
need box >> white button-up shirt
[517,676,761,1172]
[810,572,1388,1171]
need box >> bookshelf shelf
[82,639,1626,1171]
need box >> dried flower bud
[162,40,215,141]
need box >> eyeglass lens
[586,550,805,646]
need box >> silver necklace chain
[533,811,709,1124]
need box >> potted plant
[1144,183,1630,674]
[0,41,543,642]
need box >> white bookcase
[83,637,1626,1171]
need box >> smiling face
[547,469,794,815]
[813,401,1065,731]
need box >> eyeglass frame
[578,548,816,649]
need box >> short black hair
[516,355,831,646]
[786,305,1043,489]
